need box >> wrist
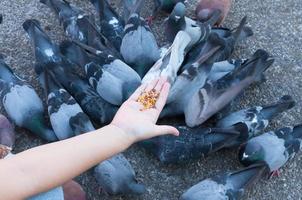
[106,124,135,147]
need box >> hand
[111,77,179,143]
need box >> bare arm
[0,77,179,199]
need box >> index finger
[155,81,171,112]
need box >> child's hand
[111,77,179,143]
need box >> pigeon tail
[60,40,91,68]
[40,0,81,22]
[260,95,295,120]
[43,69,63,95]
[24,114,58,142]
[291,124,302,140]
[236,49,274,83]
[123,0,145,20]
[207,122,249,151]
[224,163,269,191]
[231,16,248,45]
[0,58,17,83]
[127,182,147,195]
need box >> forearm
[0,125,132,200]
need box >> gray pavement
[0,0,302,199]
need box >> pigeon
[38,69,95,139]
[60,40,141,106]
[89,0,124,51]
[164,2,221,44]
[94,153,146,195]
[181,163,269,200]
[195,0,232,26]
[23,19,118,124]
[0,114,15,159]
[40,0,120,57]
[120,0,161,77]
[184,49,274,127]
[142,31,191,84]
[217,95,296,147]
[181,16,253,72]
[145,0,185,23]
[239,124,302,175]
[161,32,226,118]
[0,57,57,142]
[63,180,86,200]
[140,123,248,164]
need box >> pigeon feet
[63,180,86,200]
[269,170,280,178]
[0,144,11,159]
[145,16,155,26]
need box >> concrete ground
[0,0,302,199]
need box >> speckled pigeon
[141,123,248,164]
[60,40,141,106]
[89,0,125,51]
[181,163,269,200]
[217,95,295,147]
[164,2,221,44]
[239,124,302,176]
[40,0,120,57]
[184,49,274,127]
[23,19,118,125]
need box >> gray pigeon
[0,57,57,142]
[239,124,302,175]
[60,40,141,106]
[181,16,253,73]
[40,0,120,57]
[0,114,15,159]
[140,123,248,164]
[164,2,220,45]
[181,163,269,200]
[38,69,95,139]
[94,153,146,195]
[161,32,226,118]
[142,31,191,84]
[23,19,118,125]
[184,49,274,127]
[89,0,125,51]
[217,95,295,147]
[120,0,160,77]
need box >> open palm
[111,77,179,143]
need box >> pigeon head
[239,142,265,166]
[170,2,185,22]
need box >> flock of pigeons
[0,0,301,199]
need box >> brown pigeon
[63,180,86,200]
[195,0,231,26]
[0,114,15,159]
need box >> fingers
[154,76,167,92]
[155,82,171,111]
[128,83,147,101]
[154,125,180,137]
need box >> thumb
[154,125,179,137]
